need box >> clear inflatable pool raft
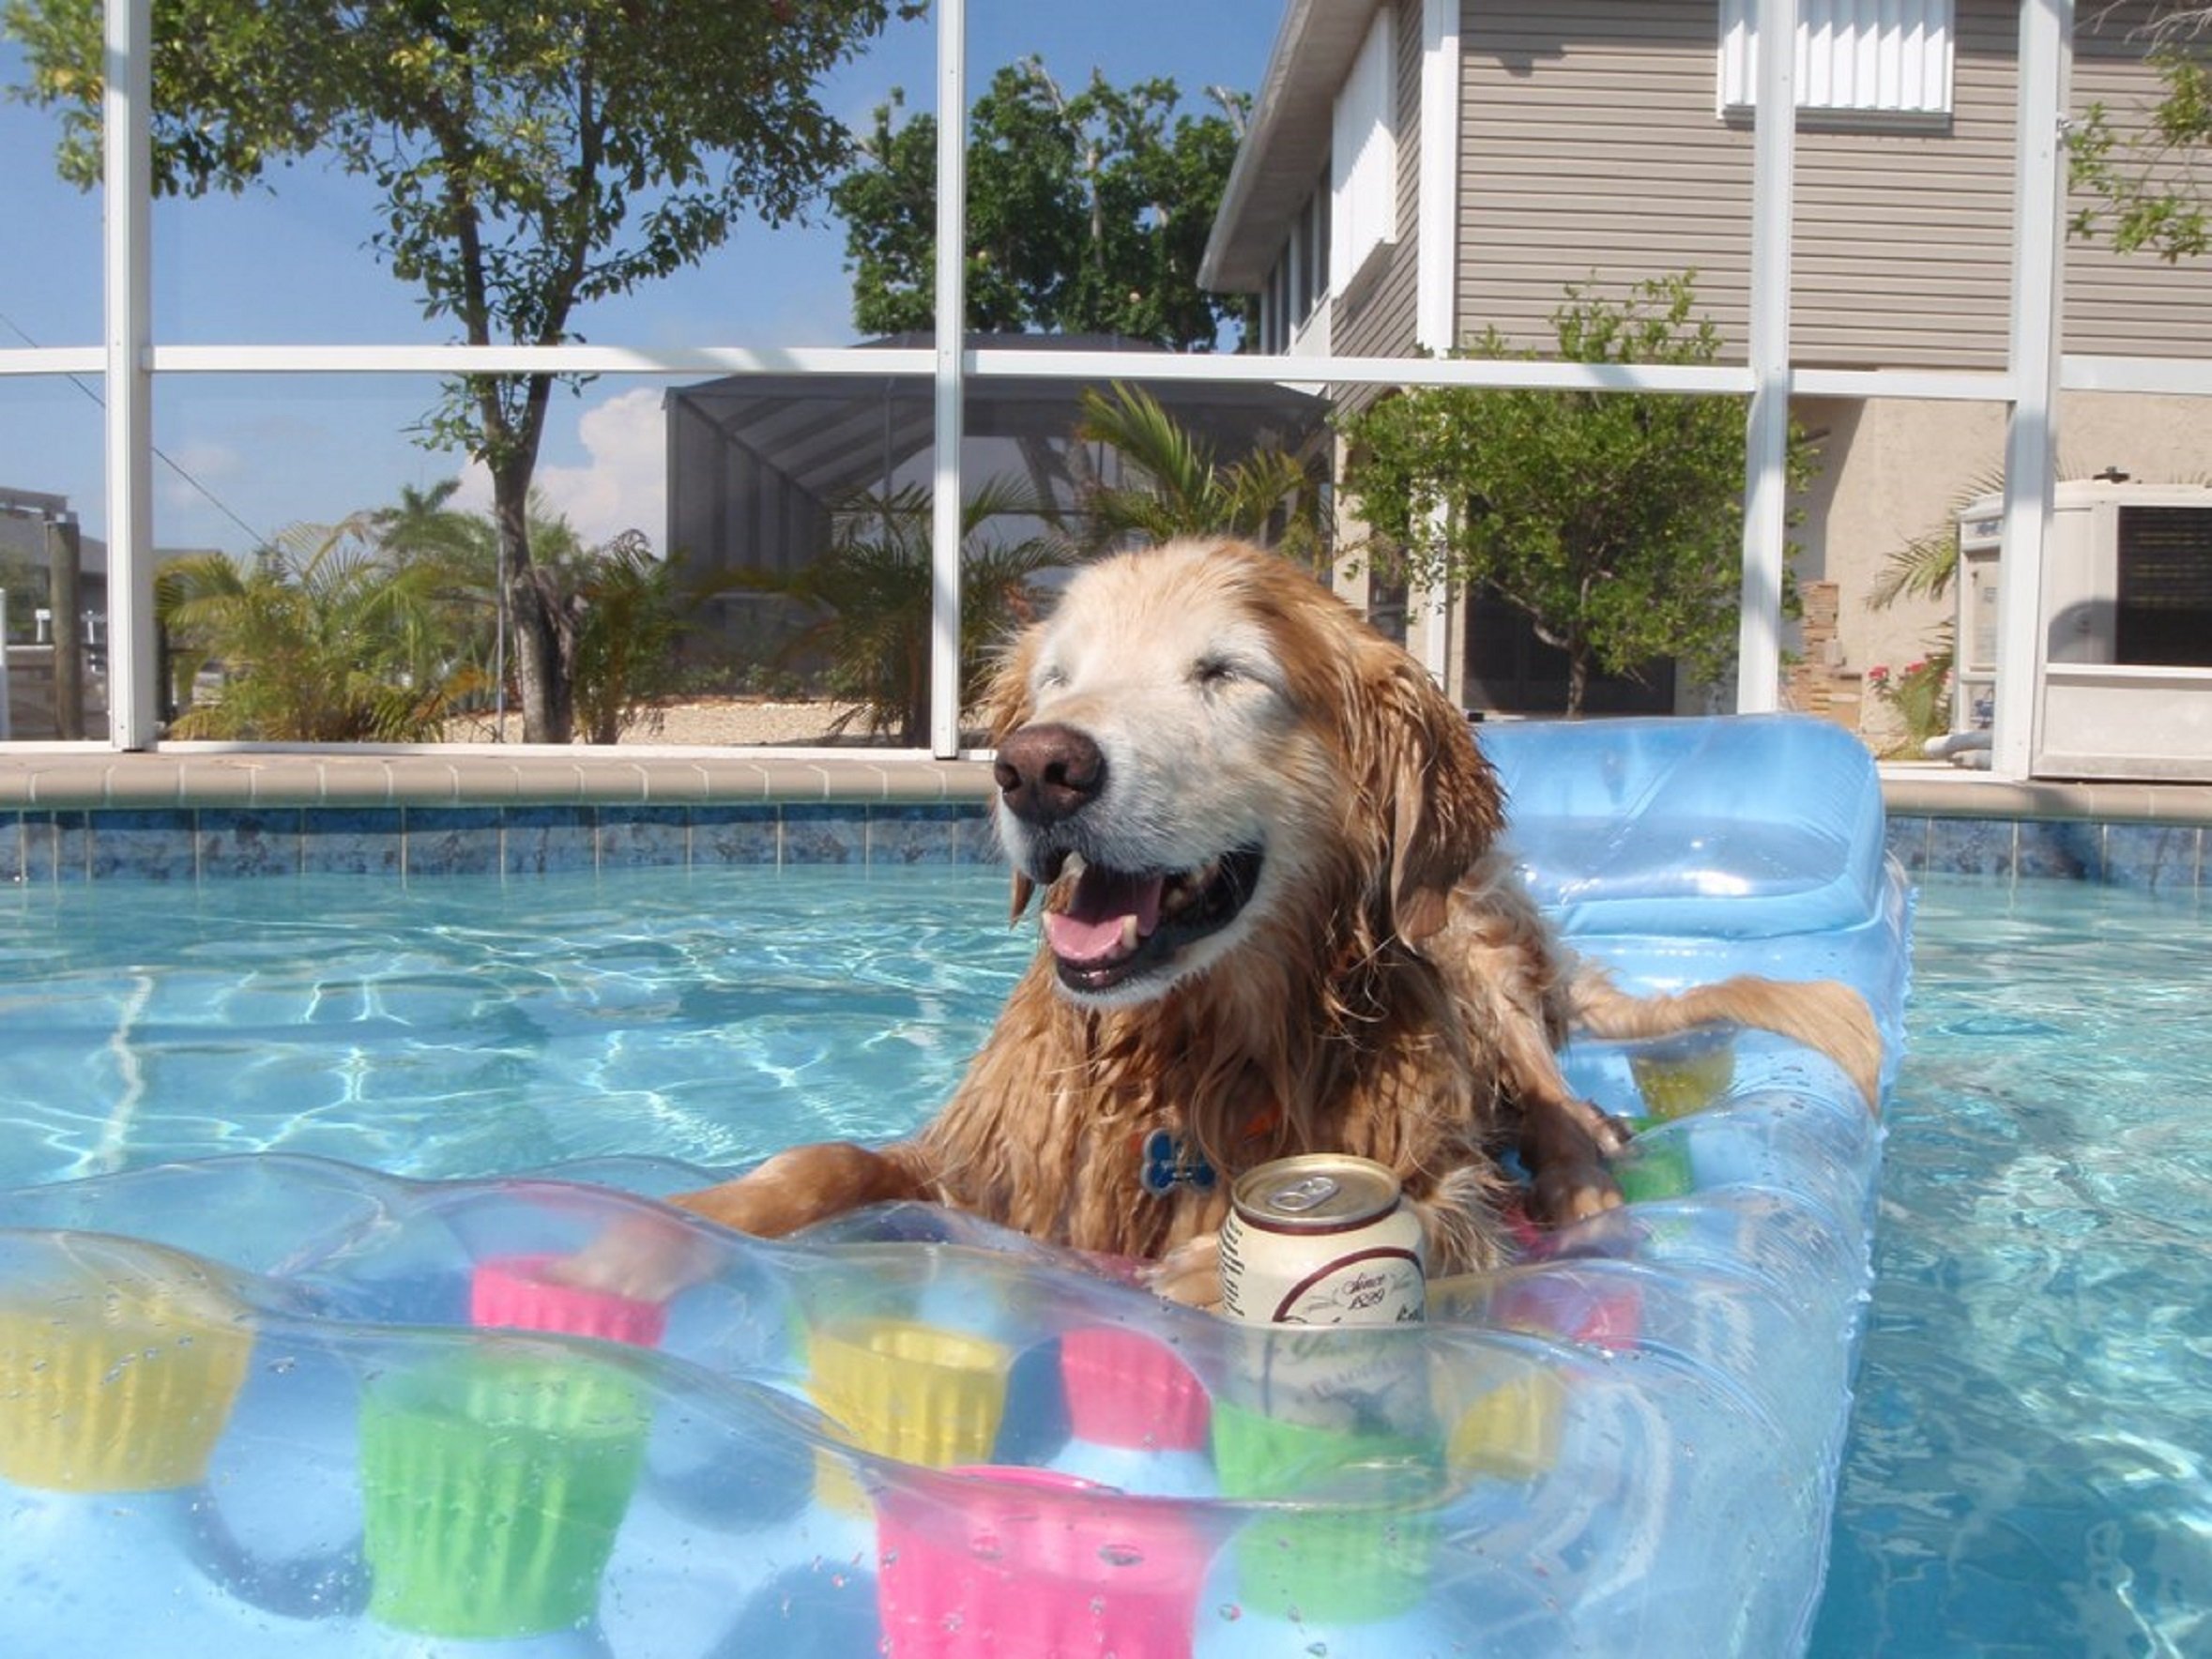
[0,714,1909,1657]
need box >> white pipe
[1923,730,1992,759]
[104,0,158,749]
[1993,0,2072,781]
[1735,0,1797,715]
[928,0,967,761]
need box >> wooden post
[47,516,84,741]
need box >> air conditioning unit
[1954,479,2212,781]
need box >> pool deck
[3,744,2209,822]
[0,744,996,810]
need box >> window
[1261,184,1333,353]
[1261,259,1289,355]
[1461,586,1676,717]
[1331,12,1396,292]
[1719,0,1954,121]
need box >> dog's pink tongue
[1044,867,1164,966]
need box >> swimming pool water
[1,864,2205,1655]
[1809,875,2211,1659]
[0,867,1028,1188]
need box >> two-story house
[1200,0,2212,757]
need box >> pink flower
[1866,664,1890,686]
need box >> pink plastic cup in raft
[1058,1326,1210,1451]
[876,1466,1211,1659]
[469,1253,669,1348]
[1492,1270,1640,1353]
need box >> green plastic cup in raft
[358,1351,651,1639]
[1613,1119,1697,1202]
[1210,1399,1442,1624]
[0,1240,254,1494]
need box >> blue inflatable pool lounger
[0,714,1910,1658]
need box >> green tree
[1339,274,1814,716]
[8,0,916,742]
[752,478,1066,744]
[156,518,485,741]
[831,58,1250,349]
[1074,383,1323,561]
[2070,9,2212,261]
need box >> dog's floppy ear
[1357,648,1505,944]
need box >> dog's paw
[1573,1100,1635,1158]
[1525,1151,1625,1227]
[1144,1234,1224,1312]
[544,1210,722,1304]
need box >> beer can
[1218,1154,1426,1326]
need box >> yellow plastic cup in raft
[802,1318,1011,1512]
[1446,1369,1564,1484]
[0,1238,254,1494]
[358,1349,652,1640]
[1627,1027,1738,1120]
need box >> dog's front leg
[555,1140,940,1301]
[670,1140,938,1237]
[1145,1233,1223,1311]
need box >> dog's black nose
[993,723,1105,825]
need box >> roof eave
[1199,0,1384,296]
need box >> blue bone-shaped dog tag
[1138,1128,1217,1197]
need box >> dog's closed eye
[1192,655,1242,688]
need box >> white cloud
[452,386,667,552]
[155,440,245,511]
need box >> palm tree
[368,479,511,714]
[157,517,487,741]
[560,529,687,744]
[1074,382,1325,562]
[758,477,1069,745]
[374,479,492,567]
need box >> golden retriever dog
[620,538,1881,1304]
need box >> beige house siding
[1452,0,2211,368]
[2066,7,2212,361]
[1457,3,1750,349]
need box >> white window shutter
[1719,0,1955,117]
[1331,13,1397,292]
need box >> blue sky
[0,3,1285,558]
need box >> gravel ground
[442,697,881,747]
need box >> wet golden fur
[654,540,1883,1303]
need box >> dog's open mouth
[1037,847,1264,994]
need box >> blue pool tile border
[1884,815,2205,891]
[4,800,2209,888]
[2,752,2208,887]
[0,801,1003,882]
